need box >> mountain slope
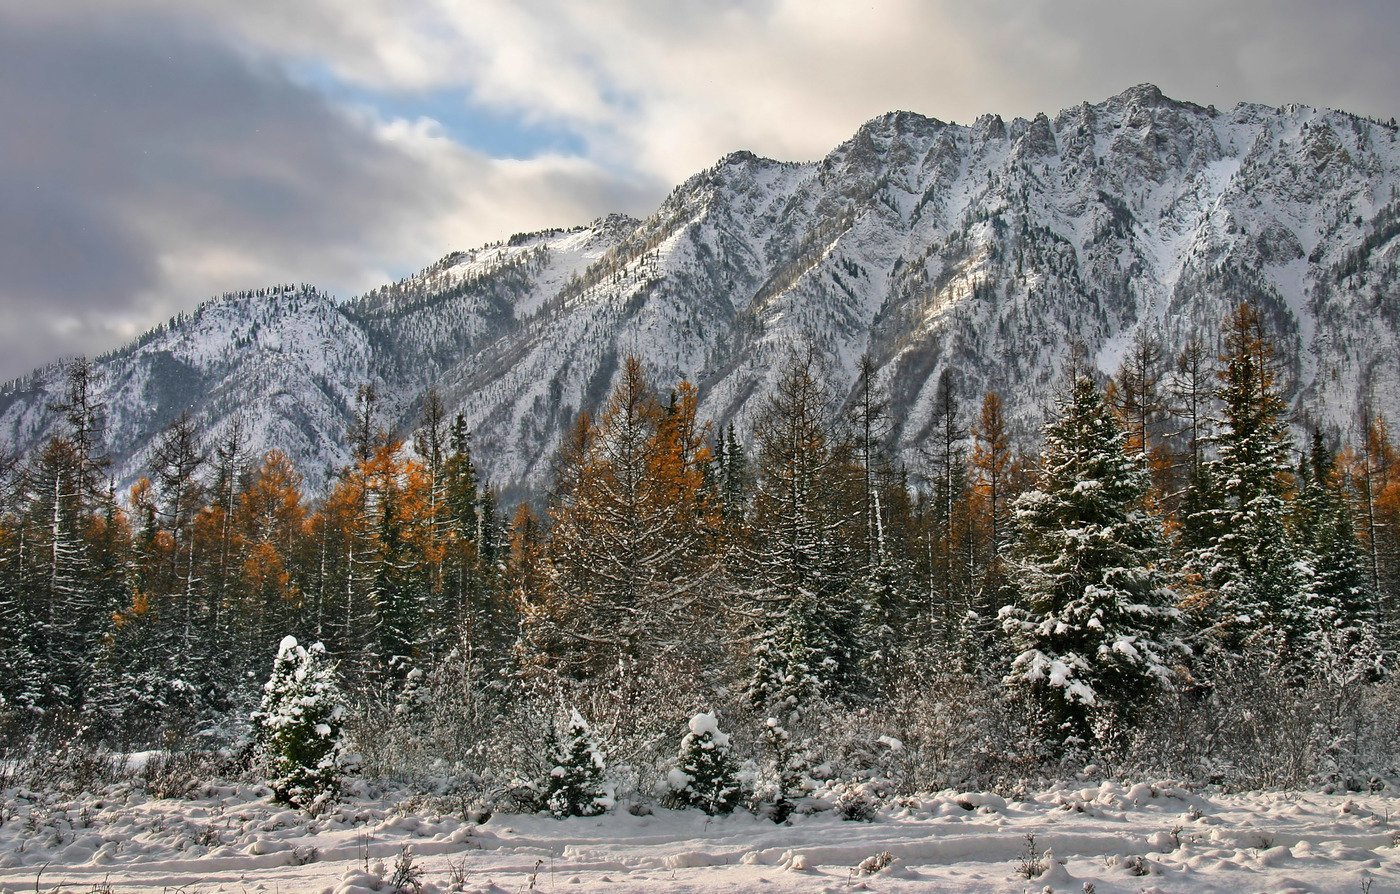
[3,85,1398,498]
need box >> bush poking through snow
[1016,833,1048,879]
[252,635,345,811]
[547,709,611,818]
[856,850,896,875]
[667,712,741,815]
[835,783,880,822]
[388,845,424,893]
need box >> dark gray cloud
[946,0,1400,124]
[0,11,434,379]
[0,8,649,382]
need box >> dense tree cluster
[1,303,1397,797]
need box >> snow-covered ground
[2,780,1396,893]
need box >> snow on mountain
[2,85,1398,499]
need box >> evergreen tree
[746,349,853,711]
[753,715,819,822]
[546,709,610,818]
[1000,374,1181,749]
[50,356,110,508]
[849,353,894,571]
[362,442,436,681]
[1185,303,1305,654]
[667,712,741,815]
[441,413,483,643]
[1293,431,1381,669]
[713,423,750,533]
[17,437,90,709]
[252,636,345,810]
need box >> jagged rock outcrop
[3,85,1397,500]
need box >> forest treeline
[2,302,1398,792]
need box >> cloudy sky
[2,0,1396,381]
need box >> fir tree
[746,349,854,711]
[667,712,741,815]
[714,423,750,532]
[441,413,482,642]
[252,636,345,810]
[1000,374,1181,749]
[757,716,810,823]
[1185,303,1305,654]
[1293,430,1381,670]
[546,709,610,818]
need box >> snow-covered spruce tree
[667,712,741,815]
[755,716,813,822]
[746,349,854,712]
[546,709,611,818]
[852,549,907,694]
[252,636,345,810]
[999,373,1181,750]
[1184,303,1305,656]
[1292,430,1382,673]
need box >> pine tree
[1293,431,1380,670]
[546,709,610,818]
[667,712,741,815]
[1000,374,1181,749]
[1110,327,1168,491]
[252,636,345,810]
[1185,303,1305,654]
[746,349,853,711]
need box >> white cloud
[143,0,1400,183]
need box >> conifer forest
[2,301,1398,815]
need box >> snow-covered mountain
[3,84,1398,499]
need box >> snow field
[1,780,1396,893]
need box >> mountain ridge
[3,84,1398,500]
